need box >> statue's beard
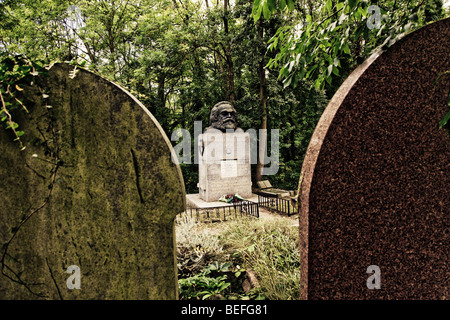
[210,117,237,131]
[214,117,235,131]
[222,118,235,128]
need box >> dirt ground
[258,207,299,227]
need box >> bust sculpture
[207,101,242,132]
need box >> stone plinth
[198,130,252,202]
[186,193,259,208]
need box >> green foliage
[6,0,445,191]
[252,0,449,141]
[268,160,299,190]
[252,0,295,22]
[178,261,256,300]
[176,215,225,278]
[179,163,198,194]
[176,214,299,300]
[0,0,74,61]
[178,262,232,300]
[0,0,333,188]
[0,53,48,150]
[255,0,447,94]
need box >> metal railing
[177,200,259,223]
[258,194,297,216]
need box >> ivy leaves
[0,53,47,150]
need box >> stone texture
[198,130,252,201]
[0,63,185,299]
[299,18,450,299]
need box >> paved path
[258,207,299,227]
[185,193,299,227]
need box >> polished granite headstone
[298,18,450,299]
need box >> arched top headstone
[299,18,450,299]
[0,63,185,299]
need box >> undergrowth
[175,214,300,300]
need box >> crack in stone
[130,148,144,204]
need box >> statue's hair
[210,101,236,123]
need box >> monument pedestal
[186,193,259,209]
[198,130,252,202]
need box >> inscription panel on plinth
[221,160,238,178]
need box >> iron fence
[258,194,297,216]
[177,200,259,223]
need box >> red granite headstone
[299,18,449,299]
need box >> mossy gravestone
[299,18,449,299]
[0,63,185,299]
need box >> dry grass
[175,212,301,300]
[220,216,301,300]
[175,215,227,277]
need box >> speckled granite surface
[299,18,450,300]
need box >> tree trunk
[223,0,235,102]
[226,55,235,102]
[156,73,168,131]
[216,51,227,99]
[255,23,267,182]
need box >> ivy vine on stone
[0,53,49,150]
[0,53,59,297]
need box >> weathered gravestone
[298,18,450,299]
[198,101,252,202]
[0,63,185,299]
